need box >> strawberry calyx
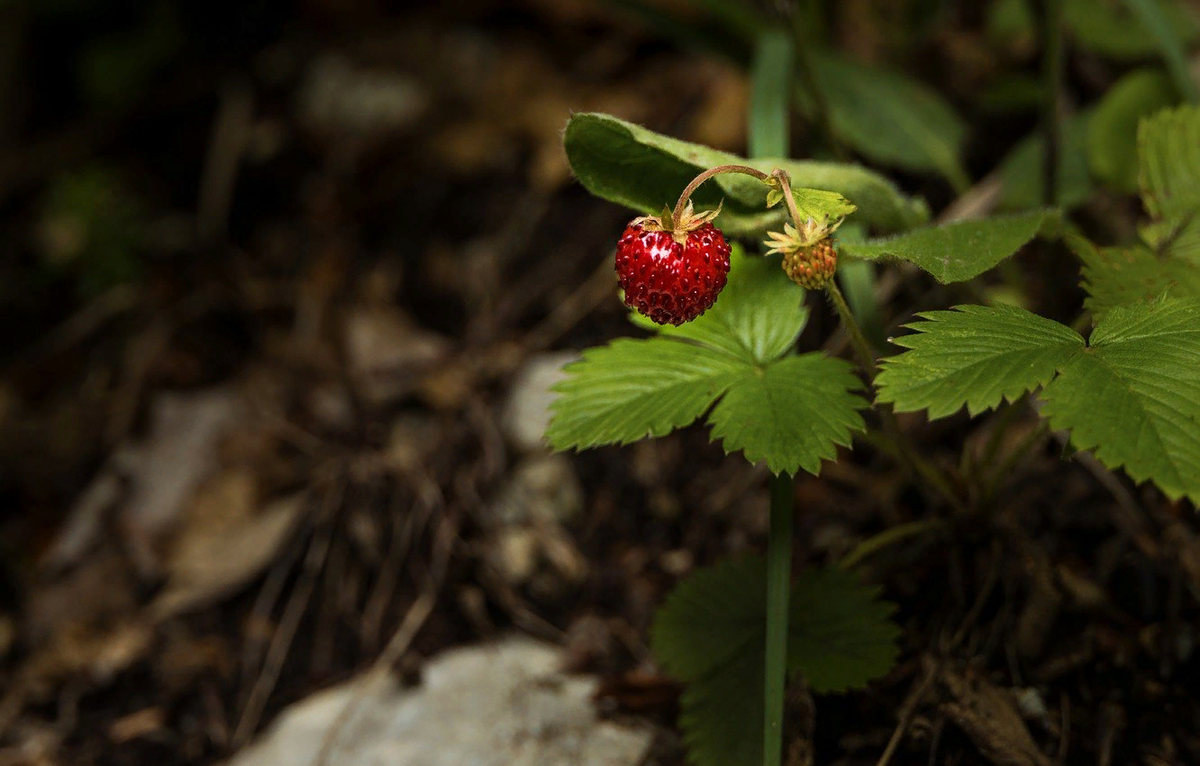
[762,214,843,256]
[632,201,724,246]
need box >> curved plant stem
[764,472,794,766]
[770,168,808,233]
[672,164,769,229]
[838,518,944,570]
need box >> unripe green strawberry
[781,238,837,290]
[764,220,839,290]
[615,204,731,326]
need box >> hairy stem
[765,472,794,766]
[825,279,877,377]
[672,164,769,230]
[770,168,810,234]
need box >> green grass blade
[750,29,794,159]
[1121,0,1200,103]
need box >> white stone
[501,351,578,453]
[227,636,653,766]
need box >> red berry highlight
[614,221,731,326]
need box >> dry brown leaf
[938,665,1054,766]
[108,707,166,744]
[343,306,449,406]
[124,389,241,533]
[150,475,306,620]
[24,550,138,645]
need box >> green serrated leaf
[790,187,858,223]
[876,304,1085,418]
[1138,105,1200,261]
[708,354,868,475]
[1088,69,1178,193]
[651,557,899,766]
[1073,235,1200,319]
[563,112,929,237]
[840,209,1058,284]
[546,338,747,451]
[800,51,971,190]
[879,299,1200,502]
[1042,298,1200,503]
[652,557,772,682]
[998,110,1094,211]
[677,646,766,766]
[633,245,809,366]
[787,568,902,693]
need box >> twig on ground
[232,480,340,749]
[876,659,937,766]
[312,586,437,766]
[197,80,254,245]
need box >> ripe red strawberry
[614,205,731,326]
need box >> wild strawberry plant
[548,100,1200,766]
[547,2,1200,760]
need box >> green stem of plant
[881,408,967,513]
[971,397,1025,479]
[748,61,796,765]
[824,279,878,377]
[764,472,794,766]
[826,280,966,513]
[984,419,1052,502]
[838,518,945,570]
[672,164,770,229]
[1036,0,1064,206]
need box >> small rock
[501,351,578,452]
[494,528,539,585]
[298,54,427,136]
[659,549,693,577]
[492,454,582,526]
[228,636,654,766]
[1013,686,1049,723]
